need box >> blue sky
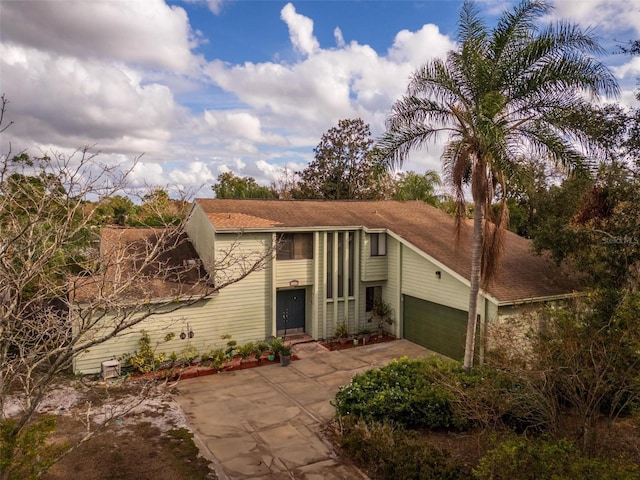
[1,0,639,198]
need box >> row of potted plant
[121,332,294,379]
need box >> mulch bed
[320,333,396,351]
[130,353,300,382]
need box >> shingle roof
[194,198,577,303]
[74,227,209,303]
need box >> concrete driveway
[174,339,433,480]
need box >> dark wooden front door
[276,289,306,334]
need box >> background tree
[378,0,618,369]
[392,170,442,206]
[295,118,393,200]
[0,97,271,479]
[132,188,190,226]
[92,194,137,226]
[212,172,278,199]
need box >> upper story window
[370,233,386,256]
[277,233,313,260]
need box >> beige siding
[360,233,388,281]
[74,232,273,375]
[275,259,313,287]
[385,236,401,337]
[74,273,272,375]
[401,247,469,311]
[185,204,216,270]
[325,301,335,338]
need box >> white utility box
[101,359,121,380]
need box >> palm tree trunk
[463,197,484,370]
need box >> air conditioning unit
[101,359,120,380]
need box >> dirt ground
[7,377,218,480]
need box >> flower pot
[268,354,275,361]
[280,355,291,366]
[338,336,349,345]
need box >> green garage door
[403,295,470,361]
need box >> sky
[1,0,639,198]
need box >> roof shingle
[194,198,576,303]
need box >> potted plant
[357,328,371,344]
[237,341,256,361]
[279,344,292,366]
[334,321,350,345]
[371,300,394,337]
[255,341,270,363]
[269,336,284,360]
[221,334,241,368]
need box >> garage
[403,295,470,361]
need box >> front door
[276,289,306,335]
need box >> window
[337,233,344,297]
[327,231,355,298]
[366,286,382,312]
[326,233,333,298]
[348,232,354,296]
[277,233,313,260]
[370,233,386,256]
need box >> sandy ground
[4,377,216,480]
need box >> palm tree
[378,0,618,369]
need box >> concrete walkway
[174,339,433,480]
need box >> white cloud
[169,161,217,190]
[206,0,224,15]
[202,110,287,145]
[0,44,179,154]
[280,3,320,57]
[129,161,166,187]
[205,19,455,139]
[0,0,199,73]
[612,57,640,80]
[388,24,456,65]
[334,27,346,48]
[10,0,634,197]
[550,0,640,36]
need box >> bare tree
[485,295,640,455]
[0,96,271,479]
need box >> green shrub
[238,341,262,360]
[334,356,466,430]
[221,333,237,357]
[473,436,640,480]
[0,416,68,480]
[177,345,199,366]
[256,341,270,358]
[200,348,226,370]
[123,331,174,373]
[338,417,466,480]
[269,337,284,355]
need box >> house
[73,199,576,374]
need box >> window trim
[277,233,313,260]
[370,233,386,257]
